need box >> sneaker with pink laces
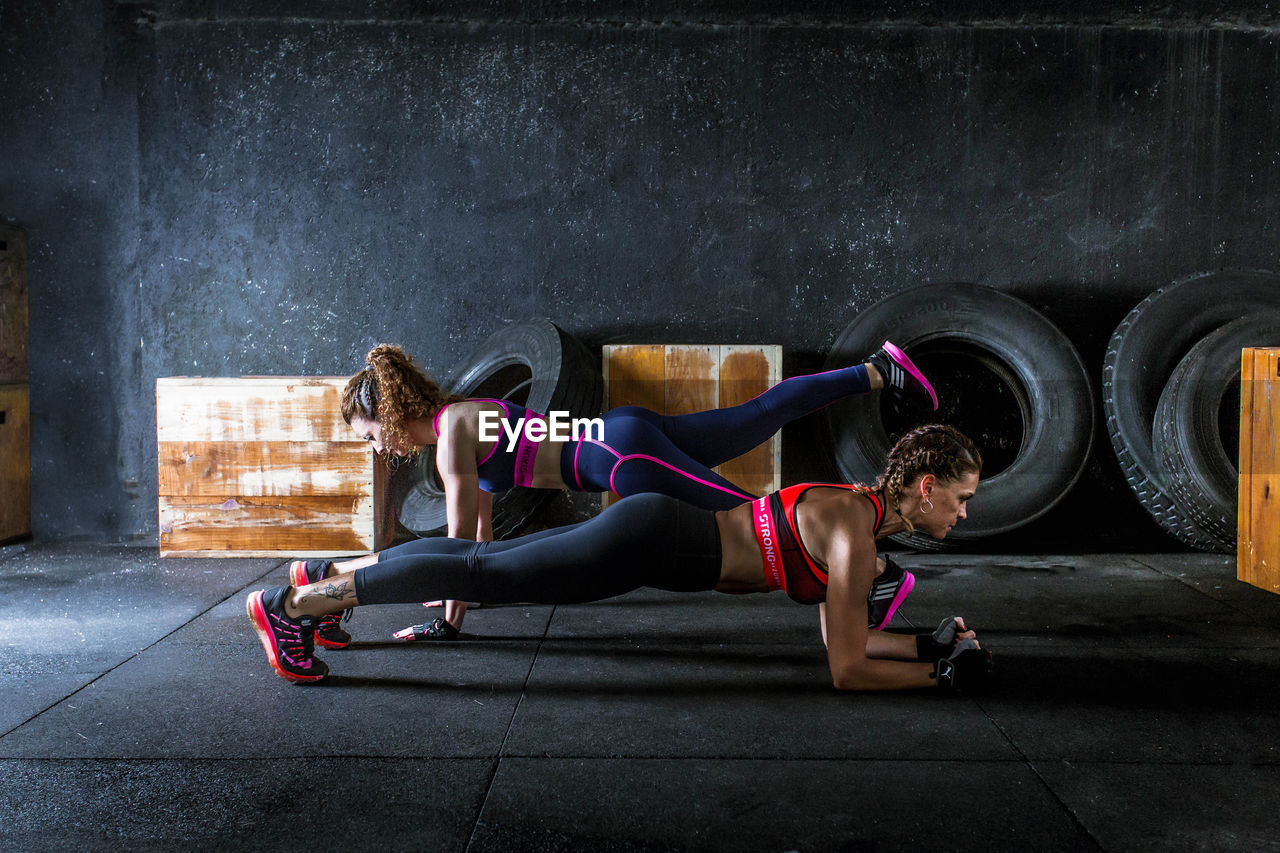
[245,586,329,683]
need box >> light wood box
[0,225,29,543]
[0,384,31,542]
[157,377,379,557]
[601,344,781,505]
[1239,347,1280,593]
[0,224,28,384]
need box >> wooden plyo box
[1239,348,1280,594]
[602,344,781,505]
[0,384,30,542]
[0,225,30,543]
[157,377,377,557]
[0,224,28,383]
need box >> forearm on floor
[830,658,936,691]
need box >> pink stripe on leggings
[608,453,754,501]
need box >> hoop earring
[921,498,934,514]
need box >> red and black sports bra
[750,483,885,605]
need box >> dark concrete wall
[3,1,1279,548]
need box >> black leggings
[354,493,723,606]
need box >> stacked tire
[1103,271,1280,553]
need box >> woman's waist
[714,503,771,592]
[517,438,574,489]
[472,434,572,491]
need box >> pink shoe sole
[872,570,916,630]
[881,340,939,411]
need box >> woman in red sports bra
[715,425,985,691]
[250,424,993,693]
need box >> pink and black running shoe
[246,586,329,683]
[288,559,352,649]
[868,340,939,411]
[867,555,915,630]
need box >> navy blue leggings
[355,493,722,606]
[559,364,871,510]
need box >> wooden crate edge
[159,548,371,558]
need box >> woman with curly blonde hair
[250,424,991,693]
[291,340,938,644]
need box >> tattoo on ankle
[321,580,354,602]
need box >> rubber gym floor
[2,541,1278,852]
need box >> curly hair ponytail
[341,344,466,454]
[874,424,982,533]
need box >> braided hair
[874,424,982,533]
[340,344,466,455]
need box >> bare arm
[475,488,494,542]
[823,532,937,691]
[863,630,920,660]
[437,406,484,542]
[822,603,972,662]
[818,554,888,647]
[436,407,487,626]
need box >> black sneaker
[866,340,939,411]
[867,555,915,630]
[288,559,352,649]
[246,586,329,683]
[393,616,461,642]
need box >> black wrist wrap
[933,657,956,691]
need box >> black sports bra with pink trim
[432,399,545,493]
